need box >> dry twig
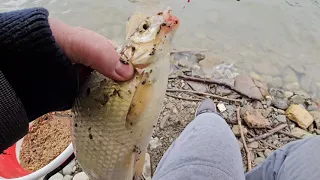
[165,93,203,101]
[237,107,252,171]
[247,124,288,143]
[247,131,278,150]
[166,89,241,102]
[266,127,302,139]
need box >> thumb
[49,18,133,81]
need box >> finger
[49,18,134,81]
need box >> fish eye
[143,23,149,30]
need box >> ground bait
[19,111,72,172]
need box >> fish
[71,7,180,180]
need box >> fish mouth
[158,7,180,34]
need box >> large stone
[272,98,288,110]
[234,75,269,100]
[310,111,320,129]
[286,105,314,129]
[269,88,285,98]
[291,127,313,138]
[232,125,248,137]
[243,109,271,128]
[253,61,280,76]
[73,172,89,180]
[186,80,208,93]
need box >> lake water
[1,0,320,99]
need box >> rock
[283,68,298,83]
[291,127,313,138]
[254,157,266,166]
[248,141,259,149]
[290,95,305,105]
[277,109,286,115]
[284,82,300,91]
[264,149,274,157]
[252,101,264,109]
[165,102,174,109]
[49,173,63,180]
[216,86,232,96]
[238,140,244,149]
[253,62,280,76]
[232,125,248,137]
[286,104,314,129]
[142,153,152,180]
[149,137,162,149]
[310,111,320,129]
[275,115,287,123]
[308,124,314,132]
[186,81,207,93]
[307,102,319,111]
[272,98,288,110]
[63,175,73,180]
[269,88,285,98]
[257,152,265,158]
[300,75,312,92]
[243,108,271,128]
[72,166,77,173]
[62,160,76,175]
[269,77,283,88]
[295,91,311,99]
[284,91,294,99]
[217,103,227,113]
[234,75,269,101]
[160,114,170,129]
[73,172,88,180]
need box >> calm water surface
[1,0,320,98]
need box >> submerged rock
[272,98,288,110]
[234,75,269,101]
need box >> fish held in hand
[72,7,180,180]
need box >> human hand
[48,18,134,81]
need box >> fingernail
[115,60,134,79]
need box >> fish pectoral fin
[133,153,146,180]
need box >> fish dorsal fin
[126,12,148,40]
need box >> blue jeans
[153,113,320,180]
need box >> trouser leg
[245,136,320,180]
[153,113,245,180]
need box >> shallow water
[1,0,320,99]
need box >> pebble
[62,160,76,175]
[275,115,287,123]
[49,173,63,180]
[277,109,286,115]
[291,127,313,138]
[243,109,271,128]
[252,101,264,109]
[248,141,259,149]
[295,91,311,99]
[290,95,305,105]
[149,137,162,149]
[63,175,73,180]
[284,91,294,99]
[286,104,314,129]
[264,149,274,157]
[217,103,227,113]
[216,86,232,96]
[73,172,89,180]
[254,157,266,166]
[272,98,288,110]
[257,152,265,158]
[269,88,285,98]
[232,125,248,137]
[307,102,319,111]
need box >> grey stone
[284,91,294,99]
[254,157,266,166]
[252,101,264,109]
[257,152,265,158]
[272,98,288,110]
[269,88,285,98]
[290,95,305,104]
[62,160,76,175]
[300,75,312,92]
[276,115,287,123]
[149,137,162,149]
[49,173,63,180]
[248,141,259,149]
[264,149,274,157]
[295,91,311,99]
[234,75,269,101]
[63,175,73,180]
[216,86,232,96]
[307,102,319,111]
[73,172,88,180]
